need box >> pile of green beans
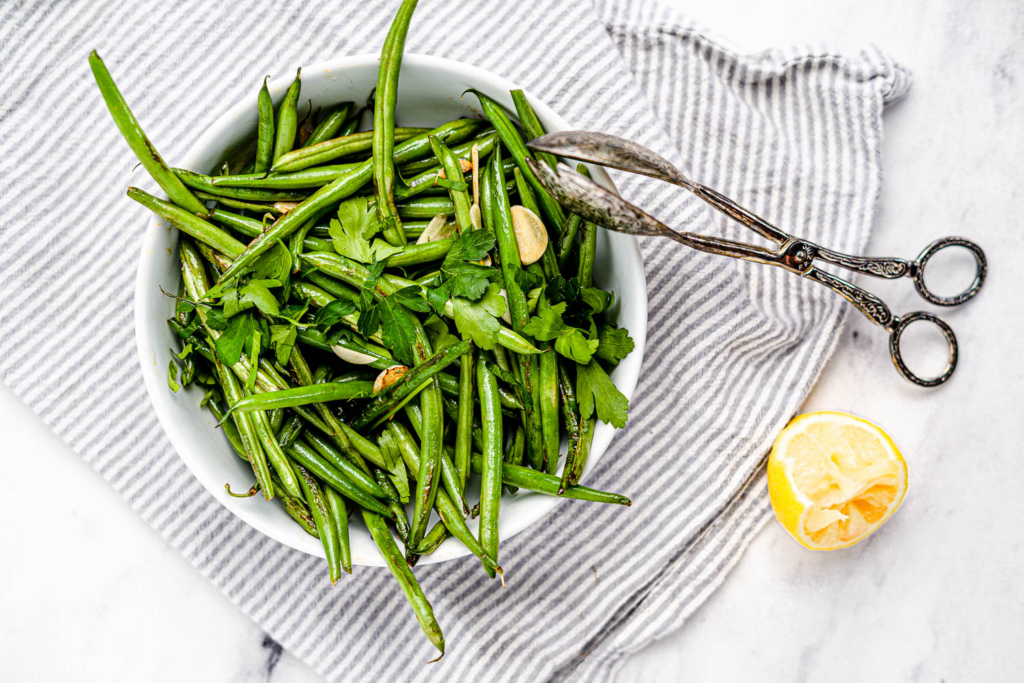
[91,0,635,657]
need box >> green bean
[433,371,523,411]
[362,509,444,654]
[395,195,454,219]
[340,424,387,469]
[174,168,309,202]
[287,346,370,472]
[476,357,503,576]
[281,494,319,537]
[558,214,582,268]
[383,237,453,268]
[390,421,468,518]
[557,360,582,494]
[214,360,273,500]
[503,426,525,494]
[272,69,302,166]
[252,409,303,498]
[302,431,391,500]
[538,348,560,475]
[569,416,596,487]
[223,381,374,416]
[276,412,305,450]
[88,51,207,216]
[400,129,497,175]
[376,468,412,542]
[469,89,566,230]
[271,128,428,173]
[510,89,557,170]
[295,463,342,585]
[414,521,449,555]
[286,441,393,518]
[339,106,362,137]
[213,163,363,189]
[559,163,592,269]
[216,120,480,284]
[352,339,470,429]
[428,135,473,233]
[454,345,475,488]
[390,425,500,576]
[129,188,244,258]
[324,485,352,574]
[255,76,275,174]
[304,102,353,148]
[489,149,543,470]
[470,454,629,505]
[268,407,284,434]
[374,0,420,247]
[302,271,360,303]
[194,191,278,214]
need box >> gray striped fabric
[0,0,908,680]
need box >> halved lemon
[767,411,907,550]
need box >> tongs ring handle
[888,311,959,387]
[912,236,987,306]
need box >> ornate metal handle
[888,312,959,387]
[910,237,987,306]
[813,245,912,279]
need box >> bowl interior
[135,54,647,566]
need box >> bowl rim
[134,52,648,566]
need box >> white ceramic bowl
[135,54,647,566]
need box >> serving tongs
[526,131,986,387]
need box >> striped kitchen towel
[0,0,909,680]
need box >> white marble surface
[2,0,1023,680]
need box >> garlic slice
[331,345,378,365]
[498,288,512,324]
[274,201,299,214]
[510,205,548,265]
[415,213,454,245]
[374,365,409,394]
[471,143,480,206]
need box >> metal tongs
[526,131,987,387]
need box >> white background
[3,0,1023,680]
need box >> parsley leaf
[253,241,292,281]
[375,297,417,365]
[522,302,568,341]
[576,361,629,428]
[312,299,357,329]
[581,286,614,314]
[330,196,405,263]
[390,285,430,313]
[215,312,254,366]
[167,360,181,393]
[270,324,297,365]
[451,283,506,350]
[239,279,281,317]
[595,324,635,366]
[445,228,494,262]
[554,328,599,364]
[435,229,499,300]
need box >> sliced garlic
[436,159,472,180]
[274,201,299,214]
[331,345,378,365]
[510,205,548,265]
[470,204,482,232]
[415,213,454,244]
[373,365,409,395]
[498,288,512,324]
[471,143,480,206]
